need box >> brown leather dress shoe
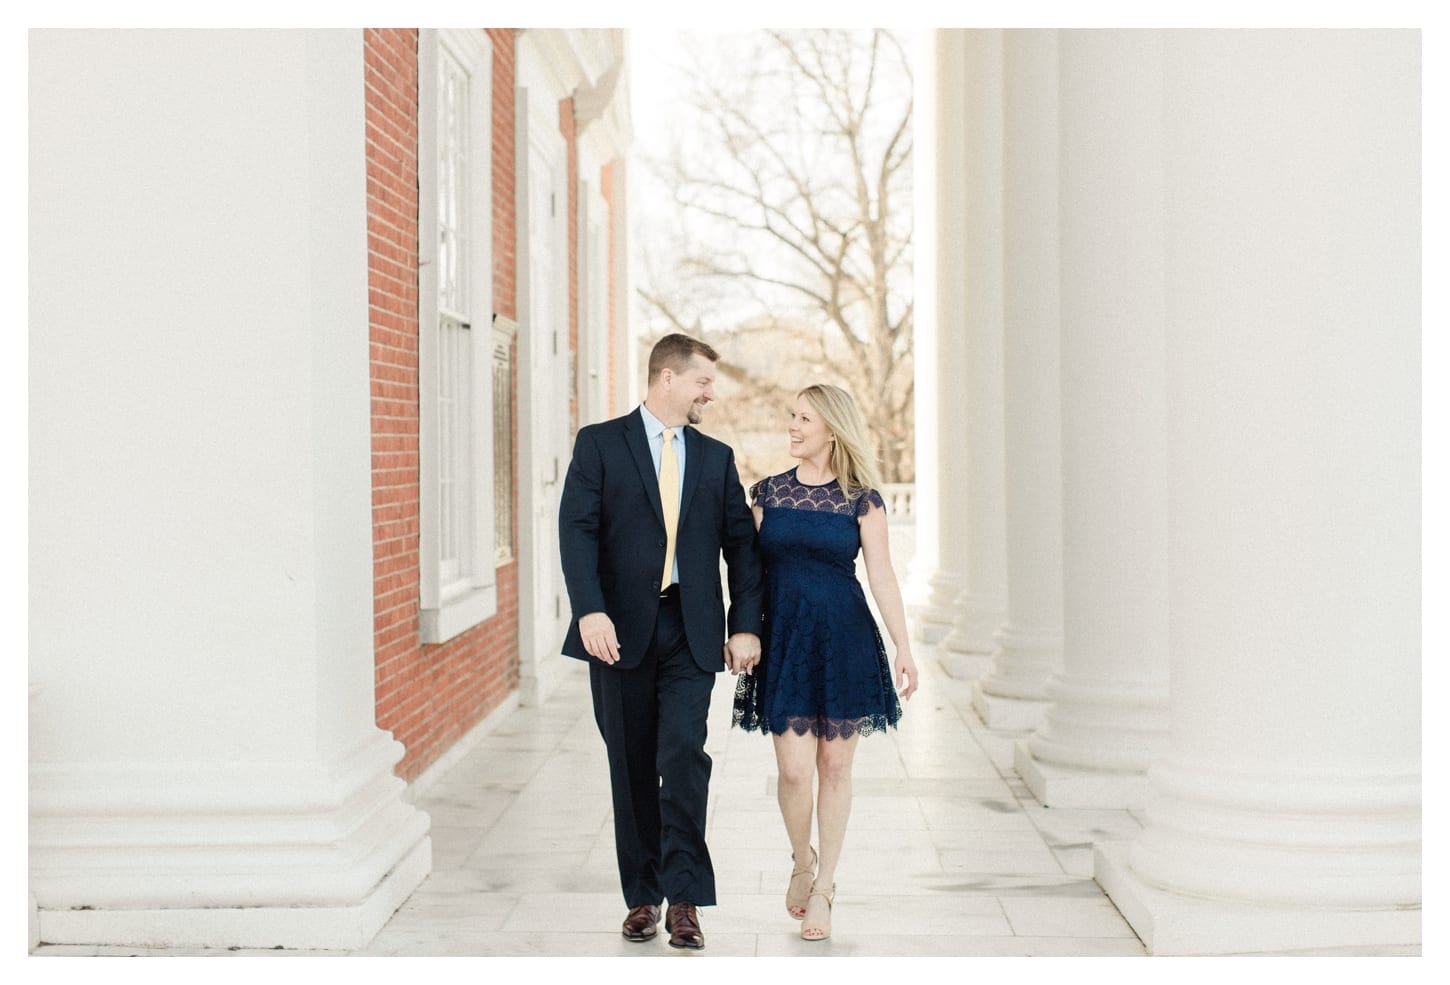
[665,902,704,950]
[621,904,661,942]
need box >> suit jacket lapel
[678,425,703,522]
[623,410,666,528]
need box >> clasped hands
[578,611,759,675]
[723,632,760,676]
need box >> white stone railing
[880,483,915,520]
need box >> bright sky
[624,27,690,216]
[622,28,686,334]
[626,28,683,149]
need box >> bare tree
[636,28,914,482]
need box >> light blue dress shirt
[638,403,685,586]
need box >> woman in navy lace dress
[733,384,918,941]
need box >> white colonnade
[918,28,1421,954]
[1094,29,1421,953]
[935,29,1008,681]
[905,29,974,643]
[1012,30,1171,808]
[970,29,1065,731]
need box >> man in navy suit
[559,333,763,950]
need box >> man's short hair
[648,333,719,383]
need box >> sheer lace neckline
[791,467,837,488]
[752,470,886,519]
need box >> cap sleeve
[749,476,768,507]
[855,487,886,517]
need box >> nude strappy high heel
[786,846,817,919]
[800,883,835,941]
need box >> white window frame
[418,28,497,644]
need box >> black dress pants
[589,592,717,908]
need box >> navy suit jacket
[558,408,764,673]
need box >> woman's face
[788,395,833,462]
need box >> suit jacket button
[658,539,665,547]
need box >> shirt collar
[638,403,677,441]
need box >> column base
[1094,841,1421,955]
[37,836,431,951]
[940,597,1004,659]
[912,572,970,643]
[939,649,993,681]
[1013,740,1151,809]
[915,619,952,645]
[31,731,432,950]
[971,681,1048,731]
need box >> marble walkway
[32,525,1422,962]
[361,652,1151,958]
[32,653,1426,962]
[36,651,1152,960]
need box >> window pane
[493,329,514,562]
[439,315,471,586]
[437,42,473,593]
[438,48,469,317]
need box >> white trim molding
[418,28,499,644]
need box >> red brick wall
[488,30,522,752]
[491,29,517,323]
[491,32,521,627]
[366,28,521,784]
[366,28,423,749]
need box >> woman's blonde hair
[798,383,882,500]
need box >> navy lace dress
[733,469,903,739]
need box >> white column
[972,29,1063,731]
[904,28,940,626]
[905,29,972,643]
[937,29,1007,682]
[1095,29,1420,954]
[1014,31,1170,808]
[28,30,430,949]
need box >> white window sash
[418,28,497,644]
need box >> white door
[578,177,612,426]
[516,86,572,705]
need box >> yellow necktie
[659,428,679,591]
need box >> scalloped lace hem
[731,709,899,740]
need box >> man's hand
[724,632,761,676]
[579,611,621,665]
